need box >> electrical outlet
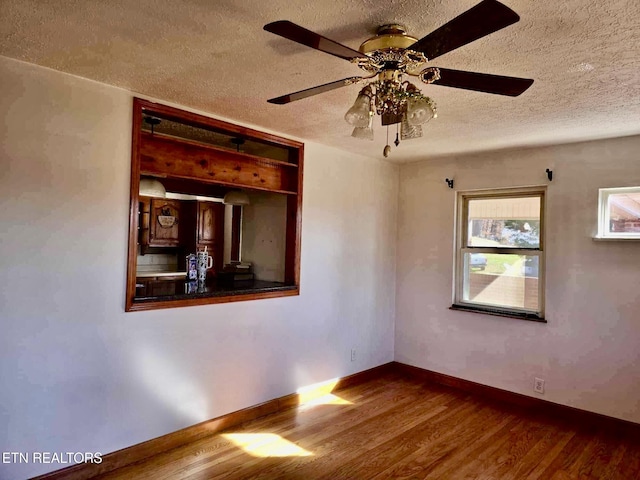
[351,348,356,362]
[534,377,545,394]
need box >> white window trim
[596,187,640,240]
[453,186,546,321]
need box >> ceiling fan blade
[264,20,367,61]
[432,68,534,96]
[409,0,520,60]
[268,77,363,104]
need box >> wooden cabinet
[183,200,224,274]
[197,201,224,249]
[197,201,224,275]
[140,198,224,274]
[138,197,224,271]
[139,196,182,248]
[151,198,182,247]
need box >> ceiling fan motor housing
[359,25,419,55]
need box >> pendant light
[139,178,166,198]
[223,190,250,205]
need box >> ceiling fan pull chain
[394,125,400,147]
[383,125,391,157]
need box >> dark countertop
[134,277,296,303]
[136,271,187,278]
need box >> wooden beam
[140,132,298,194]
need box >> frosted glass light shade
[139,178,166,198]
[344,94,371,128]
[401,115,423,140]
[351,114,374,140]
[223,191,250,205]
[406,97,435,126]
[351,126,374,140]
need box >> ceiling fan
[264,0,534,156]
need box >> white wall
[241,191,287,282]
[396,136,640,423]
[0,56,398,479]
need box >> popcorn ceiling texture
[1,0,639,162]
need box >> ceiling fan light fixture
[401,115,423,140]
[344,77,435,150]
[406,95,436,126]
[351,115,374,140]
[351,126,374,141]
[344,87,373,127]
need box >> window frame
[453,186,546,321]
[597,186,640,240]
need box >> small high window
[597,187,640,239]
[453,187,546,321]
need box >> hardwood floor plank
[478,414,583,480]
[501,422,574,480]
[321,398,498,480]
[95,375,412,480]
[201,389,453,479]
[93,372,640,480]
[570,432,621,479]
[614,434,640,479]
[524,426,577,480]
[598,442,627,480]
[536,428,600,479]
[467,417,552,480]
[362,401,511,480]
[420,415,521,479]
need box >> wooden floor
[96,372,640,479]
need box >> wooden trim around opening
[128,287,299,312]
[31,363,395,480]
[125,98,304,311]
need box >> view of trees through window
[457,191,544,318]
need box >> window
[597,187,640,239]
[454,187,545,321]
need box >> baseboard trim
[31,362,395,480]
[393,361,640,433]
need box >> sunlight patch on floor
[297,378,352,406]
[222,433,313,457]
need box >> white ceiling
[2,0,639,163]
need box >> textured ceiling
[1,0,639,163]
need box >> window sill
[592,236,640,242]
[450,304,547,323]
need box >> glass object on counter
[186,254,198,280]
